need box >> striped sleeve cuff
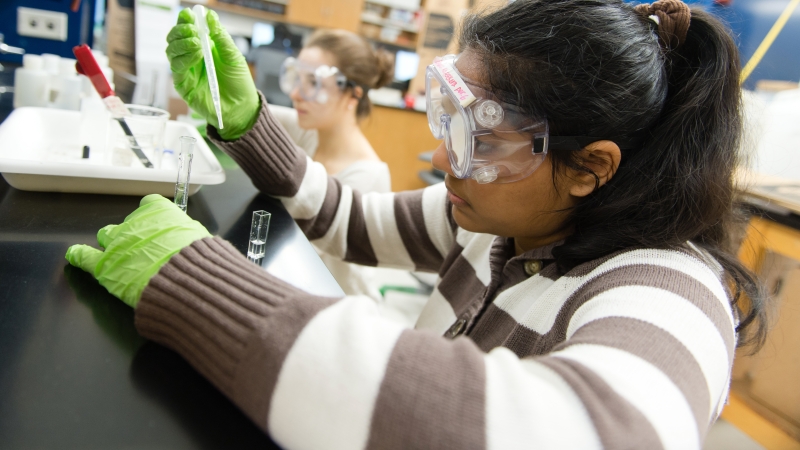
[208,92,308,197]
[135,236,339,431]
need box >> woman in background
[269,29,394,194]
[267,29,407,301]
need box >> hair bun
[373,48,395,89]
[634,0,691,49]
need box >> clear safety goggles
[425,55,641,184]
[428,55,637,184]
[279,57,352,104]
[426,55,550,184]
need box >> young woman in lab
[67,0,768,448]
[266,29,403,300]
[269,29,394,194]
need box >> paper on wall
[133,0,179,109]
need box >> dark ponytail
[460,0,768,351]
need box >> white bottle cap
[59,58,77,75]
[54,75,84,111]
[63,75,84,88]
[41,53,61,74]
[22,54,44,70]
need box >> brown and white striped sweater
[135,96,737,450]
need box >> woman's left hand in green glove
[65,194,212,308]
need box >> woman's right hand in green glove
[166,8,259,140]
[65,194,212,308]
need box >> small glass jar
[106,104,170,168]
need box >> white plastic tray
[0,107,225,196]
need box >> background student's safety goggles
[426,55,635,184]
[279,57,352,104]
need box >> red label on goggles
[426,55,548,184]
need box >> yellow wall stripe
[740,0,800,84]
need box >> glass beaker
[106,104,170,168]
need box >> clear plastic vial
[174,136,196,212]
[247,210,271,261]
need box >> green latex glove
[65,194,212,308]
[166,8,259,140]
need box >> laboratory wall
[634,0,800,89]
[0,0,95,63]
[719,0,800,89]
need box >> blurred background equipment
[249,22,303,107]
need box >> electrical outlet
[17,7,68,42]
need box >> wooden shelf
[180,0,286,22]
[361,105,439,192]
[721,392,800,450]
[361,14,419,33]
[364,0,422,10]
[365,37,416,51]
[733,217,800,445]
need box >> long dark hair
[460,0,767,350]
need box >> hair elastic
[634,0,691,49]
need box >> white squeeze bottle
[40,53,61,104]
[14,54,50,108]
[52,58,82,110]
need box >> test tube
[193,5,224,130]
[174,136,195,212]
[247,210,271,262]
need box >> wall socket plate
[17,7,68,42]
